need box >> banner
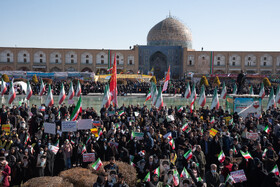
[234,97,262,118]
[230,169,247,183]
[62,121,77,132]
[1,124,10,135]
[77,119,93,130]
[247,132,259,140]
[83,153,95,162]
[44,123,56,135]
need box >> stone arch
[0,50,14,63]
[81,67,92,72]
[81,52,93,64]
[1,66,13,71]
[18,50,30,63]
[66,51,77,64]
[50,52,62,64]
[150,51,167,79]
[50,67,62,72]
[34,51,46,63]
[96,52,108,65]
[17,67,30,71]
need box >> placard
[62,121,77,132]
[44,123,56,135]
[209,128,218,137]
[230,169,247,183]
[77,119,93,130]
[247,132,259,140]
[92,121,101,127]
[1,124,10,135]
[167,115,175,122]
[83,153,95,162]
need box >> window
[117,55,119,59]
[232,61,235,66]
[40,54,43,58]
[117,60,119,65]
[23,54,26,57]
[129,60,133,65]
[86,59,89,64]
[101,60,104,64]
[101,55,104,58]
[55,59,58,63]
[263,62,266,66]
[248,57,251,60]
[217,57,220,60]
[71,59,74,63]
[86,55,89,58]
[232,57,235,60]
[7,58,10,63]
[7,53,10,57]
[264,57,267,60]
[202,56,205,60]
[217,61,220,66]
[189,60,192,66]
[24,58,27,63]
[55,54,58,58]
[40,59,43,63]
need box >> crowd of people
[0,90,279,186]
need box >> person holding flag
[162,66,170,92]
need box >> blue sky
[0,0,279,51]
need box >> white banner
[62,121,77,132]
[44,123,56,135]
[77,119,93,130]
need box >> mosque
[0,16,279,79]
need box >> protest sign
[1,124,10,135]
[44,123,56,135]
[83,153,95,162]
[167,115,175,122]
[230,169,247,183]
[62,121,77,132]
[131,132,144,140]
[93,121,101,127]
[90,128,98,137]
[77,119,93,130]
[209,128,218,137]
[247,132,259,140]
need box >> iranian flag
[155,87,164,110]
[58,83,66,105]
[264,125,270,134]
[68,81,75,100]
[275,85,280,104]
[210,117,215,124]
[180,167,190,178]
[271,165,280,176]
[26,81,33,100]
[220,82,227,99]
[70,96,82,121]
[24,134,30,145]
[109,54,118,107]
[71,139,75,145]
[130,161,136,167]
[1,79,7,96]
[177,106,183,113]
[162,66,170,92]
[75,80,81,97]
[267,88,276,110]
[190,84,197,113]
[262,148,267,158]
[232,83,237,94]
[143,172,150,182]
[153,167,160,177]
[151,82,158,105]
[101,84,111,108]
[211,88,219,110]
[198,85,206,107]
[169,139,175,150]
[240,150,253,160]
[184,149,193,161]
[218,150,226,163]
[145,89,152,102]
[259,83,265,99]
[54,140,59,147]
[182,123,189,132]
[45,85,54,107]
[118,110,125,116]
[39,79,46,96]
[86,136,91,144]
[81,144,87,154]
[249,86,254,95]
[92,158,103,171]
[98,128,103,137]
[225,174,235,185]
[185,82,191,99]
[8,81,16,104]
[173,169,180,186]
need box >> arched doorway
[150,51,167,79]
[81,67,92,72]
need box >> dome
[147,17,192,48]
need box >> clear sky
[0,0,279,51]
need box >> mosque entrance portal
[150,51,167,79]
